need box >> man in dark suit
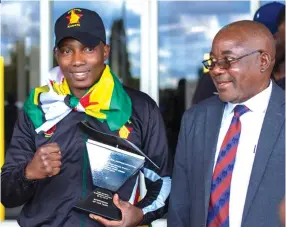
[168,20,285,227]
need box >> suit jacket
[167,83,285,227]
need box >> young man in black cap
[1,8,172,227]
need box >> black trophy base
[74,187,122,221]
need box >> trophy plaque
[74,121,150,220]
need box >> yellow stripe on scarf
[119,125,130,139]
[52,78,71,95]
[33,79,70,105]
[84,66,114,119]
[34,86,49,105]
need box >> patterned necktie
[207,105,249,227]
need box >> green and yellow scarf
[23,65,132,135]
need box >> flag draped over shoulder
[23,65,132,134]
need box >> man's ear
[260,51,274,72]
[54,47,59,63]
[103,44,110,62]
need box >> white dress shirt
[213,81,272,227]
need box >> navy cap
[253,2,285,34]
[55,8,106,47]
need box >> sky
[0,0,284,89]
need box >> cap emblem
[66,9,83,28]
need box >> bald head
[209,20,276,103]
[214,20,276,60]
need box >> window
[158,1,252,156]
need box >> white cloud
[1,43,12,65]
[159,23,183,32]
[159,64,168,73]
[130,59,140,68]
[159,76,178,89]
[125,0,143,15]
[186,73,198,81]
[1,2,38,39]
[127,37,140,54]
[126,28,140,36]
[158,14,220,39]
[206,17,220,40]
[179,14,220,38]
[25,36,32,55]
[88,1,123,19]
[158,48,171,58]
[94,0,143,15]
[229,14,252,22]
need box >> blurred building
[109,18,139,89]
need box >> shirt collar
[224,80,272,116]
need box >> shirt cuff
[19,164,37,188]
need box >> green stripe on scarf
[101,71,132,130]
[23,88,45,129]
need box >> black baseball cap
[54,8,106,48]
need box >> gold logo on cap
[66,9,83,28]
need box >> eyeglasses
[202,50,263,70]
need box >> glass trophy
[73,121,158,221]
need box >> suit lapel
[204,98,225,221]
[241,84,285,223]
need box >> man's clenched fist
[25,143,62,180]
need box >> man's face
[209,34,265,103]
[55,38,110,91]
[275,22,285,63]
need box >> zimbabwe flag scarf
[23,65,132,134]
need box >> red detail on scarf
[79,92,98,108]
[133,186,140,205]
[127,127,133,133]
[44,125,56,137]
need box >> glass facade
[1,0,41,219]
[158,1,252,155]
[1,1,40,105]
[261,0,285,5]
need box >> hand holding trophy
[74,121,159,222]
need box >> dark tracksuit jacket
[1,87,173,227]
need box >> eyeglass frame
[202,50,263,70]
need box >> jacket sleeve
[167,108,195,227]
[135,102,173,225]
[1,110,38,208]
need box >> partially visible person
[4,93,18,148]
[254,2,285,89]
[274,7,285,89]
[168,20,285,227]
[169,79,187,156]
[192,70,217,105]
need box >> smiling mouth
[70,70,91,80]
[216,81,232,89]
